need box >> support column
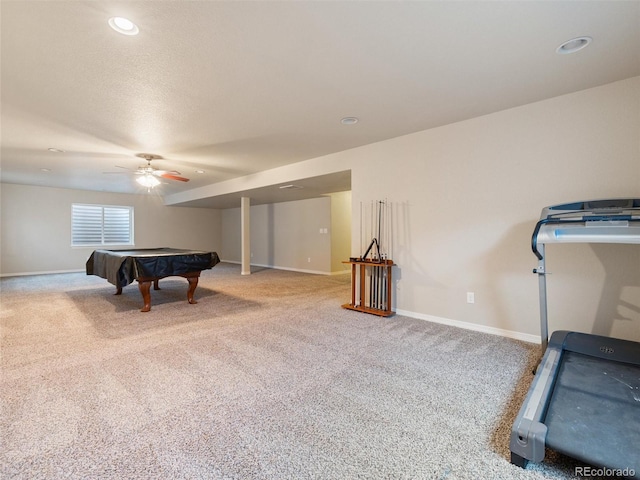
[241,197,251,275]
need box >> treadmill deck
[545,351,640,472]
[510,331,640,478]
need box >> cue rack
[342,200,395,317]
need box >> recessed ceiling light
[195,170,205,174]
[47,148,65,153]
[41,168,51,173]
[556,36,592,55]
[108,17,139,36]
[341,117,359,125]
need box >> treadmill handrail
[531,199,640,350]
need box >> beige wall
[220,207,241,263]
[0,184,221,275]
[344,76,639,342]
[213,76,638,342]
[220,196,336,274]
[330,191,352,273]
[2,77,638,343]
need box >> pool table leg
[138,281,152,312]
[187,276,199,304]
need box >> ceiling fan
[107,153,190,188]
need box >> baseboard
[0,264,348,278]
[220,259,332,276]
[395,308,541,344]
[0,268,85,278]
[330,270,351,276]
[219,261,539,342]
[2,265,540,344]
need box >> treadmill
[510,199,640,477]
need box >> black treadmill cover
[86,248,220,288]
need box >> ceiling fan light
[136,174,160,188]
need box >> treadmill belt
[545,351,640,473]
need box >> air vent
[279,184,303,190]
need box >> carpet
[1,263,585,479]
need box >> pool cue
[374,265,378,309]
[368,263,372,309]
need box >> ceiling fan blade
[103,165,138,174]
[160,173,190,182]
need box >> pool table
[86,248,220,312]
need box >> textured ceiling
[1,1,639,207]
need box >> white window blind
[72,204,133,246]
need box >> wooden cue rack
[342,258,395,317]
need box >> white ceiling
[2,1,639,208]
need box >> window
[72,204,134,246]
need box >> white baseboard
[330,270,351,276]
[220,260,539,343]
[27,255,534,344]
[220,259,332,276]
[395,308,541,344]
[0,269,85,278]
[0,264,346,279]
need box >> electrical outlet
[308,257,311,263]
[467,292,475,304]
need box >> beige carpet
[1,263,584,479]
